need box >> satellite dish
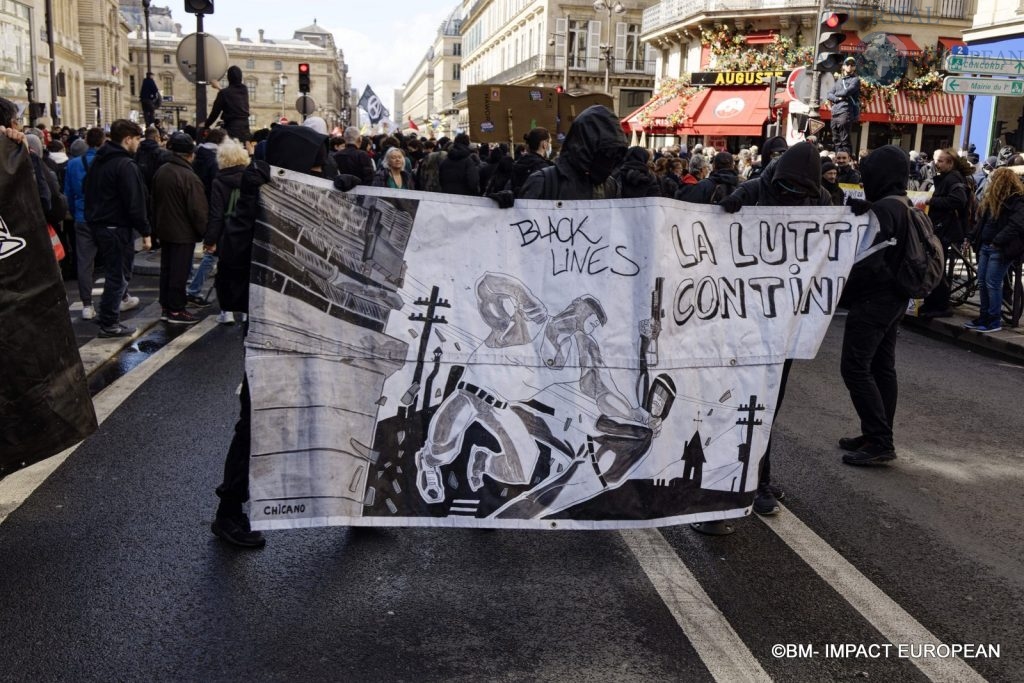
[176,32,229,84]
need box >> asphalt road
[0,316,1021,682]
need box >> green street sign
[943,54,1024,76]
[943,76,1024,96]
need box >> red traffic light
[825,13,840,27]
[298,63,310,74]
[820,11,848,28]
[555,85,565,94]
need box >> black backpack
[870,196,945,298]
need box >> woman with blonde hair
[373,146,415,189]
[202,137,253,324]
[965,167,1024,332]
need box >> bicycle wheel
[948,244,977,307]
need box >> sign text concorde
[944,54,1024,76]
[943,76,1024,96]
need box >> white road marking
[760,509,985,682]
[620,528,771,683]
[0,318,218,526]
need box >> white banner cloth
[247,171,878,530]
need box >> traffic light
[555,84,565,94]
[184,0,214,14]
[92,87,101,108]
[768,75,779,111]
[297,63,310,93]
[814,11,848,73]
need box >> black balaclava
[559,105,627,185]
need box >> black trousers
[158,242,193,312]
[216,374,251,519]
[840,295,906,451]
[831,114,853,153]
[758,358,792,488]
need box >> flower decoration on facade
[637,76,704,130]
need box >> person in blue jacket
[827,57,861,154]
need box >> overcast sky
[199,0,459,117]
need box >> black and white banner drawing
[247,170,878,530]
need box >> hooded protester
[203,65,251,142]
[438,133,481,196]
[511,127,552,196]
[519,105,626,200]
[613,146,660,198]
[679,151,739,204]
[821,160,845,206]
[696,142,832,535]
[265,124,330,177]
[836,145,915,466]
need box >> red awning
[839,31,864,53]
[821,92,965,126]
[744,31,778,45]
[887,34,923,56]
[621,89,710,134]
[938,37,966,52]
[690,87,776,136]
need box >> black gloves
[846,197,872,216]
[333,174,361,192]
[718,194,743,214]
[487,190,515,209]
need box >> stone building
[398,5,463,137]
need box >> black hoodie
[614,147,660,198]
[511,151,551,196]
[438,142,480,195]
[83,141,151,235]
[266,125,328,175]
[844,144,911,302]
[205,65,251,141]
[519,105,625,200]
[729,143,831,207]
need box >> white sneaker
[81,305,96,321]
[119,295,140,312]
[217,311,234,325]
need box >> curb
[901,311,1024,365]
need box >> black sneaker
[838,435,868,451]
[211,516,266,549]
[753,484,780,516]
[97,323,135,338]
[166,310,200,325]
[842,443,897,466]
[186,295,210,309]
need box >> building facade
[455,0,656,121]
[962,0,1024,155]
[636,0,976,153]
[398,6,463,136]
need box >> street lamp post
[593,0,625,96]
[548,15,570,92]
[278,74,288,119]
[142,0,152,76]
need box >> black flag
[358,85,390,125]
[0,136,97,479]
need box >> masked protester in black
[695,142,831,535]
[519,105,626,200]
[837,145,913,466]
[210,125,345,549]
[614,146,661,198]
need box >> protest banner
[247,171,878,530]
[0,136,96,478]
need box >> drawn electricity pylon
[735,395,765,492]
[409,286,450,412]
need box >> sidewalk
[901,305,1024,365]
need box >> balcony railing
[642,0,819,35]
[480,55,656,85]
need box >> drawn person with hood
[519,105,626,200]
[414,272,656,507]
[203,65,250,142]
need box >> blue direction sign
[943,76,1024,96]
[944,54,1024,76]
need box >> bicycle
[945,242,1022,327]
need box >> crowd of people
[3,90,1023,547]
